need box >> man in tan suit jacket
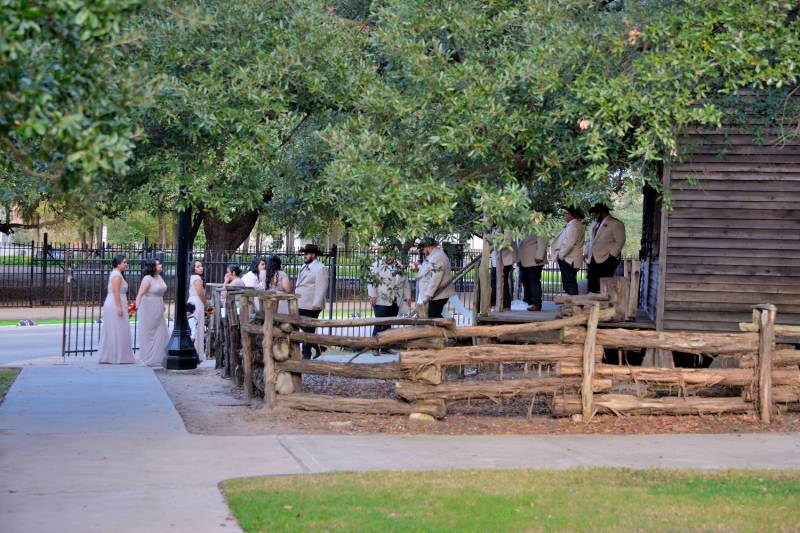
[490,229,518,310]
[549,206,585,295]
[517,228,549,311]
[419,238,455,319]
[295,243,329,358]
[583,202,626,293]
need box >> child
[185,302,198,344]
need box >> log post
[600,277,629,322]
[239,295,255,403]
[755,304,777,423]
[261,297,277,409]
[627,260,641,321]
[287,298,303,393]
[581,302,601,423]
[496,237,504,311]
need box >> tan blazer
[423,247,455,300]
[295,259,329,310]
[367,261,410,306]
[517,230,549,268]
[550,219,585,269]
[490,230,519,267]
[585,215,626,263]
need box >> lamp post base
[162,354,200,370]
[162,331,199,370]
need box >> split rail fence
[211,285,798,423]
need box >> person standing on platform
[295,244,329,359]
[489,230,518,311]
[550,206,585,296]
[584,202,626,294]
[367,256,411,357]
[419,238,455,319]
[517,228,549,312]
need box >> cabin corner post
[239,295,255,403]
[287,298,303,393]
[581,302,601,423]
[261,297,277,410]
[755,304,777,423]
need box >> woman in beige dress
[98,255,135,364]
[241,257,266,312]
[135,258,169,367]
[264,255,292,314]
[187,259,207,362]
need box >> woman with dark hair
[264,255,292,314]
[241,257,266,311]
[135,258,169,367]
[98,255,135,364]
[221,263,244,300]
[187,259,207,361]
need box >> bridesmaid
[264,255,292,314]
[187,259,207,362]
[98,255,135,364]
[221,264,245,300]
[241,257,266,312]
[135,258,169,367]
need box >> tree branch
[0,136,62,180]
[278,111,313,149]
[0,211,67,235]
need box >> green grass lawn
[0,368,20,404]
[223,468,800,533]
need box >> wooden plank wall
[659,130,800,332]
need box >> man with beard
[295,244,329,359]
[584,202,626,294]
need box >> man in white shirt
[367,256,411,356]
[583,202,626,294]
[295,243,329,359]
[549,206,585,296]
[517,227,549,311]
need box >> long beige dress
[98,270,135,364]
[267,270,291,314]
[138,275,169,366]
[188,274,205,361]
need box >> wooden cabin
[640,127,800,342]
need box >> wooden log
[414,365,443,385]
[405,338,446,350]
[582,303,601,424]
[556,362,800,388]
[239,296,255,403]
[552,394,755,417]
[287,298,302,393]
[400,344,604,369]
[740,349,800,368]
[744,387,800,404]
[561,326,759,354]
[276,393,447,419]
[395,378,612,401]
[554,294,610,305]
[261,298,277,409]
[739,322,800,338]
[600,277,629,323]
[276,360,402,380]
[628,261,642,321]
[376,325,451,345]
[756,305,776,423]
[272,338,291,362]
[453,308,615,338]
[225,289,299,299]
[270,313,456,329]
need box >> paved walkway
[1,357,799,532]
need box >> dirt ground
[155,365,800,436]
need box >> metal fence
[1,235,599,355]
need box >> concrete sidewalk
[1,356,799,533]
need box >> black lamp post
[163,194,199,370]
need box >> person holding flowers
[98,254,135,364]
[135,258,169,367]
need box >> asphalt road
[0,324,97,365]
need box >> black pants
[489,265,514,308]
[298,308,321,359]
[587,256,620,294]
[427,298,448,319]
[558,259,579,296]
[372,303,399,336]
[520,265,544,308]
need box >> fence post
[61,249,70,360]
[287,298,303,392]
[261,297,276,410]
[239,295,255,403]
[29,239,34,307]
[581,302,601,423]
[41,232,49,305]
[755,304,777,423]
[328,244,337,333]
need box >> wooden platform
[476,302,656,330]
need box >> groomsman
[419,238,455,319]
[517,228,549,312]
[490,229,518,311]
[584,202,626,294]
[295,244,329,359]
[550,206,585,296]
[367,256,411,357]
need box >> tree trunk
[158,213,167,248]
[200,210,259,254]
[95,219,103,247]
[172,215,178,248]
[79,229,86,248]
[34,213,40,246]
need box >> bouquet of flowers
[206,306,215,315]
[127,303,137,318]
[409,262,422,274]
